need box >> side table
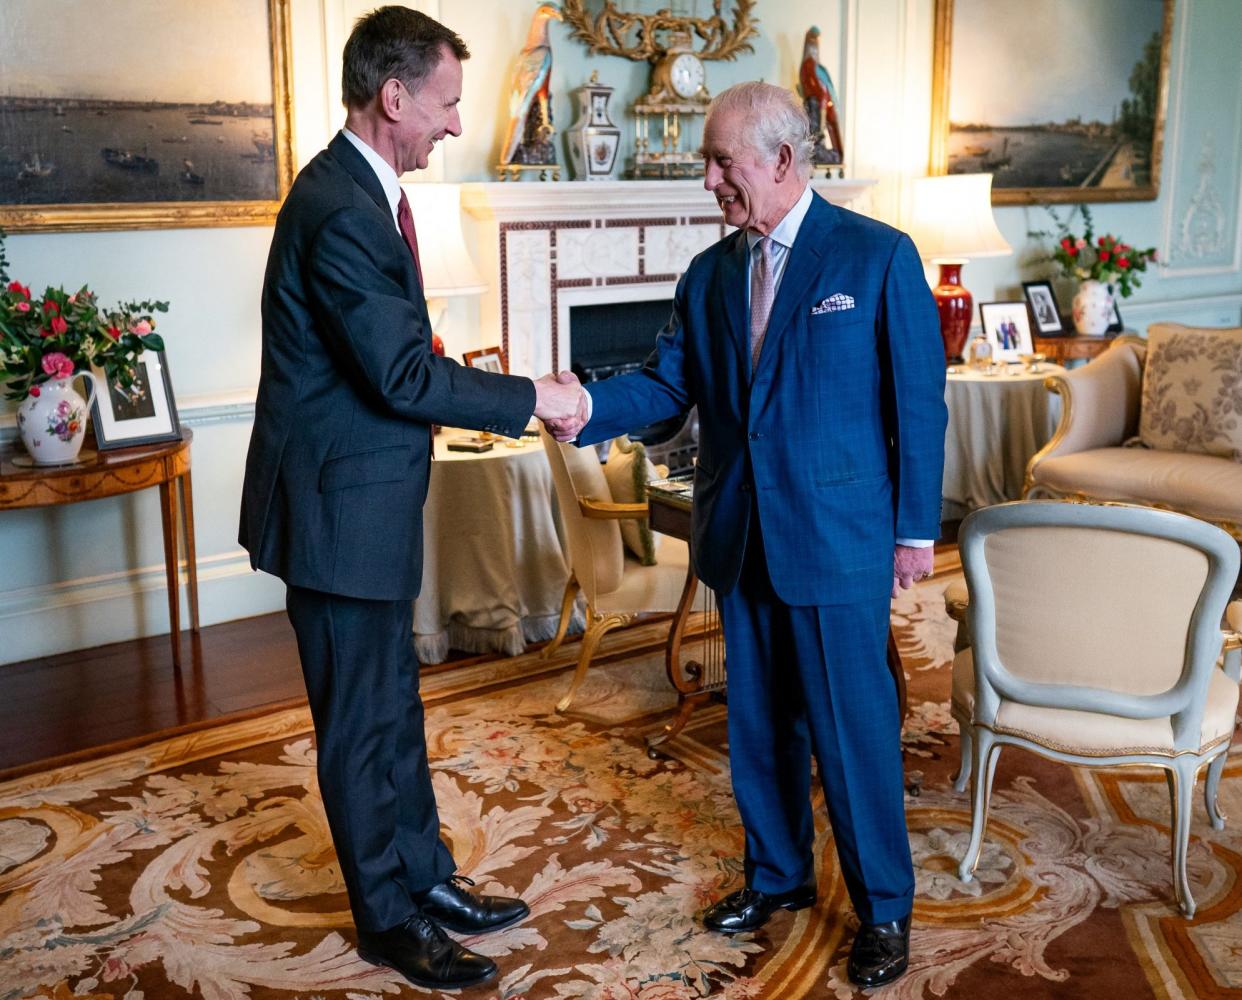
[1033,333,1116,365]
[0,429,199,666]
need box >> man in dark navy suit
[239,7,581,991]
[553,82,946,988]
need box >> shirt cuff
[895,538,934,548]
[582,385,594,422]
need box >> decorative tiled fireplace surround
[459,179,874,378]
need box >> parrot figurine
[499,3,564,169]
[798,25,843,166]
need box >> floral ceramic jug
[16,373,99,465]
[1072,279,1114,335]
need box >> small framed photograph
[1107,298,1124,334]
[463,346,507,374]
[1022,280,1064,335]
[979,301,1034,363]
[89,350,182,450]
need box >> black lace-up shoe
[356,913,498,990]
[702,878,818,934]
[847,915,911,988]
[413,874,530,934]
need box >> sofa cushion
[604,436,662,565]
[1033,447,1242,523]
[1139,324,1242,460]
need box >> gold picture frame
[0,0,295,233]
[930,0,1174,205]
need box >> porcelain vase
[1072,279,1114,335]
[564,75,621,180]
[16,373,98,465]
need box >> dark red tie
[396,189,424,287]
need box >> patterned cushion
[603,437,662,565]
[1139,324,1242,460]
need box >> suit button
[740,482,751,492]
[748,432,760,441]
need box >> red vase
[931,262,973,365]
[431,333,445,357]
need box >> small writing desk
[0,428,199,666]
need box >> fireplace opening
[570,298,698,476]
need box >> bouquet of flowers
[1030,205,1158,298]
[0,231,168,402]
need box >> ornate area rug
[3,568,1241,999]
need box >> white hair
[706,81,814,179]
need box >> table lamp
[400,182,487,358]
[906,174,1012,365]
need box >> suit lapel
[328,132,391,220]
[753,193,840,381]
[715,230,751,374]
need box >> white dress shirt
[341,128,402,233]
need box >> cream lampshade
[906,174,1012,364]
[399,183,487,346]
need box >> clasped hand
[533,370,588,442]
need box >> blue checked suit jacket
[579,192,947,606]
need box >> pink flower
[16,301,30,313]
[41,352,75,379]
[1075,238,1087,249]
[131,318,152,335]
[68,293,78,304]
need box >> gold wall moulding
[562,0,758,63]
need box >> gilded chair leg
[959,729,998,882]
[555,609,632,714]
[952,715,973,793]
[1205,750,1229,831]
[1168,761,1198,918]
[542,575,580,660]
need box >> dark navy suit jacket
[580,193,946,606]
[240,133,535,600]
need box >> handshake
[533,370,590,442]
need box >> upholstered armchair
[540,429,700,713]
[950,500,1242,918]
[1024,326,1242,541]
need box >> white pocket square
[811,293,855,315]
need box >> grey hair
[706,82,814,179]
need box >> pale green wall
[1,0,1239,662]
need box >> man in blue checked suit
[549,82,946,988]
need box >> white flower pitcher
[16,372,99,465]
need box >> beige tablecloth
[942,364,1065,519]
[413,432,581,664]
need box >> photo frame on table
[1022,280,1064,335]
[0,0,294,233]
[89,350,182,450]
[979,301,1035,362]
[463,347,507,374]
[1108,298,1125,334]
[930,0,1173,205]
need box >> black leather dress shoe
[356,913,497,990]
[413,875,530,934]
[702,878,817,934]
[847,915,911,988]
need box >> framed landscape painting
[930,0,1174,204]
[0,0,294,232]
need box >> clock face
[669,52,705,99]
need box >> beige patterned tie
[749,236,775,373]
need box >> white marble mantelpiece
[458,178,876,377]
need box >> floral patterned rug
[3,567,1241,1000]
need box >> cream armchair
[951,500,1242,918]
[540,429,699,713]
[1024,327,1242,541]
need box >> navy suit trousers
[719,513,915,925]
[285,585,455,932]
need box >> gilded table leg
[180,470,201,633]
[646,567,707,755]
[158,479,182,667]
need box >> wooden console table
[1034,332,1116,364]
[645,478,906,755]
[0,428,199,666]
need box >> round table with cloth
[413,431,582,664]
[941,364,1065,520]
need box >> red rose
[1060,237,1073,251]
[106,325,121,341]
[29,385,40,397]
[1118,243,1130,252]
[1068,246,1079,256]
[1117,257,1130,269]
[6,281,25,296]
[1099,250,1110,262]
[43,300,59,315]
[50,315,68,335]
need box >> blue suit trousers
[719,513,915,925]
